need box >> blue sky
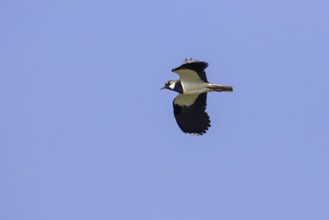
[1,0,329,219]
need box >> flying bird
[162,59,233,135]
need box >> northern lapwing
[162,59,233,135]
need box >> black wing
[172,59,209,83]
[173,93,211,135]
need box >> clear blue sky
[1,0,329,219]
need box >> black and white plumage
[162,59,233,135]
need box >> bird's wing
[172,59,209,83]
[173,93,211,135]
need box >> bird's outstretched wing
[173,93,211,135]
[172,59,209,83]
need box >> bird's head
[161,80,177,91]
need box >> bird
[162,58,233,135]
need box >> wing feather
[173,93,211,135]
[172,59,209,83]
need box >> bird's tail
[208,84,233,92]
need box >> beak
[161,85,167,90]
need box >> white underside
[181,81,211,95]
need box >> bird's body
[162,59,233,135]
[181,81,211,94]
